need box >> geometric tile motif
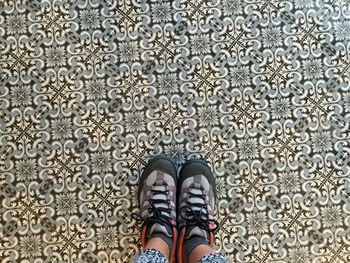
[1,0,350,262]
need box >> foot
[137,155,178,262]
[177,159,218,263]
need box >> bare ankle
[188,244,214,263]
[145,237,170,260]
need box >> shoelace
[180,190,218,232]
[132,187,175,229]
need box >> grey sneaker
[135,155,177,262]
[177,158,218,263]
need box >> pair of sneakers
[136,155,218,263]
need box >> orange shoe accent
[177,226,186,263]
[141,224,148,248]
[169,226,177,263]
[208,224,214,247]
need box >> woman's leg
[189,245,229,263]
[145,237,170,259]
[189,244,214,263]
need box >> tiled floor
[1,0,350,262]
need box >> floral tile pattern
[1,0,350,262]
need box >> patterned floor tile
[1,0,350,262]
[214,228,262,263]
[338,245,350,262]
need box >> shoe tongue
[185,225,208,241]
[148,223,172,238]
